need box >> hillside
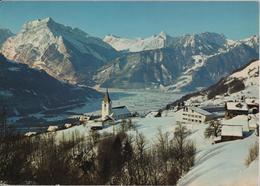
[0,54,101,116]
[166,59,259,108]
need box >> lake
[69,88,183,115]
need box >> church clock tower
[102,88,112,120]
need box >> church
[101,89,131,121]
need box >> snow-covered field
[179,132,258,186]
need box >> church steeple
[103,88,111,103]
[102,88,112,120]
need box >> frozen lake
[10,89,183,133]
[70,88,183,115]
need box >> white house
[221,125,243,141]
[101,89,131,121]
[177,106,213,123]
[225,102,248,118]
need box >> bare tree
[204,120,221,138]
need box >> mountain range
[97,33,258,91]
[0,17,259,109]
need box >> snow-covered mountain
[0,28,13,48]
[103,32,227,54]
[1,18,258,91]
[95,33,259,91]
[103,31,174,52]
[1,17,117,85]
[0,54,101,116]
[166,59,259,108]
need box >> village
[24,88,259,146]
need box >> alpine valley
[0,17,259,115]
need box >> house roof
[221,125,243,137]
[190,107,213,116]
[222,115,248,126]
[221,115,250,132]
[226,102,248,111]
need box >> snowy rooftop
[226,102,248,111]
[222,115,248,126]
[221,125,243,137]
[221,115,250,132]
[190,107,213,116]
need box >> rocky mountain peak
[158,31,167,39]
[1,17,117,85]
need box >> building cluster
[173,97,259,143]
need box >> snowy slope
[178,132,258,186]
[54,112,258,186]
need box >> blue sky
[0,1,258,39]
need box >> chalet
[225,102,248,119]
[178,106,213,123]
[221,115,250,132]
[101,89,131,121]
[221,125,243,141]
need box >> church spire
[103,88,111,103]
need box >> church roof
[103,88,111,103]
[112,106,130,116]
